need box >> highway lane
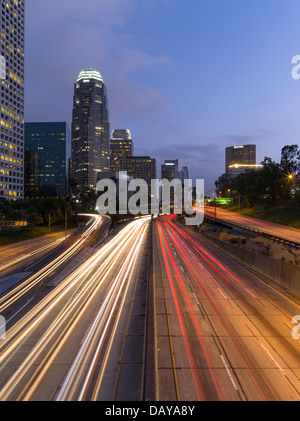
[0,216,151,401]
[0,214,109,323]
[0,233,72,278]
[153,214,300,401]
[203,206,300,244]
[0,231,68,267]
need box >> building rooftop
[111,129,132,139]
[77,69,104,83]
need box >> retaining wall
[202,234,300,297]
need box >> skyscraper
[161,159,181,209]
[120,156,156,187]
[0,0,25,200]
[24,122,71,198]
[71,69,110,191]
[161,159,180,181]
[180,166,190,184]
[215,144,262,198]
[225,144,258,175]
[110,129,134,173]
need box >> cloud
[115,49,171,74]
[26,0,137,29]
[24,0,171,126]
[220,129,273,146]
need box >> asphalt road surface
[0,230,74,277]
[1,213,299,401]
[152,214,300,401]
[0,216,151,401]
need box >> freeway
[1,212,299,402]
[0,214,109,319]
[0,216,151,401]
[0,231,74,277]
[203,206,300,244]
[153,214,300,401]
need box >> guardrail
[204,213,300,249]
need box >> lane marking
[217,288,227,300]
[220,354,239,391]
[259,342,286,376]
[6,298,34,325]
[244,287,258,299]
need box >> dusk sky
[24,0,300,193]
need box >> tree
[79,187,97,211]
[215,174,235,197]
[280,145,299,176]
[69,177,78,199]
[231,157,289,207]
[259,157,288,206]
[234,169,260,207]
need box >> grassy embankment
[226,203,300,229]
[0,213,131,247]
[0,224,74,247]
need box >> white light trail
[0,216,150,401]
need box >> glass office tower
[180,166,190,183]
[0,0,25,200]
[225,144,257,175]
[120,156,157,188]
[110,129,134,173]
[24,122,71,197]
[71,70,110,191]
[161,159,180,181]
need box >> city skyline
[1,0,300,406]
[25,0,300,194]
[23,0,300,193]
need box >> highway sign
[214,198,233,205]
